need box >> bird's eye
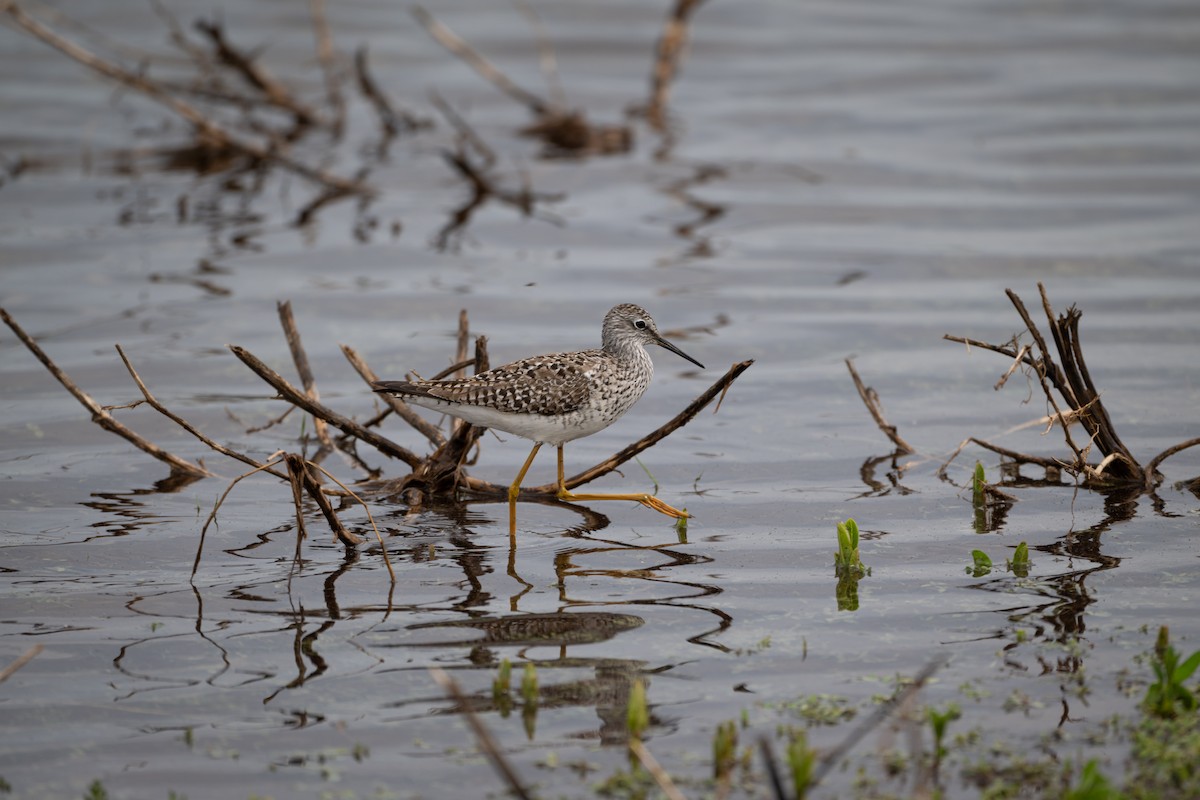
[633,319,647,330]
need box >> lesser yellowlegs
[373,304,704,533]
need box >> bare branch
[412,6,549,115]
[845,358,916,455]
[277,301,331,447]
[2,2,368,194]
[429,667,534,800]
[646,0,707,132]
[340,344,445,446]
[113,344,285,480]
[2,307,211,480]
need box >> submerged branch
[846,358,915,455]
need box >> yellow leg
[555,445,690,520]
[508,442,543,535]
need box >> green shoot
[967,549,993,577]
[972,461,986,507]
[1063,759,1120,800]
[521,662,539,741]
[712,720,738,783]
[626,679,648,741]
[834,518,866,577]
[520,662,538,704]
[492,658,513,715]
[1144,625,1200,718]
[786,729,816,799]
[634,457,659,494]
[1007,541,1031,577]
[927,702,961,780]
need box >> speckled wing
[373,350,597,416]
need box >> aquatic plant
[1063,759,1120,800]
[712,720,739,783]
[927,702,961,781]
[1144,626,1200,719]
[1007,541,1031,577]
[785,729,816,799]
[626,679,649,741]
[968,549,993,577]
[834,518,866,577]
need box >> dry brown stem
[646,0,707,132]
[113,344,286,481]
[429,667,534,800]
[0,644,44,684]
[308,0,345,135]
[412,6,549,115]
[341,344,445,446]
[1,307,211,481]
[285,453,363,546]
[628,739,688,800]
[277,301,331,447]
[416,8,629,157]
[942,283,1197,492]
[193,18,322,127]
[2,1,367,194]
[846,358,915,455]
[354,46,428,138]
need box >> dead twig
[284,452,363,546]
[845,358,916,455]
[305,460,395,581]
[809,656,946,789]
[628,739,688,800]
[1,308,211,481]
[354,45,428,138]
[341,344,445,447]
[193,18,322,128]
[413,6,549,115]
[113,344,287,481]
[429,667,534,800]
[3,2,368,195]
[645,0,707,133]
[0,644,44,684]
[277,301,332,448]
[308,0,346,136]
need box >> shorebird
[373,304,704,533]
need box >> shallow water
[2,0,1199,798]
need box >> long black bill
[653,333,704,369]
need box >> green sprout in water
[834,518,869,611]
[972,461,987,507]
[521,662,539,741]
[493,658,512,699]
[834,518,867,577]
[927,702,961,782]
[786,729,817,799]
[1144,625,1200,719]
[967,549,993,577]
[520,662,538,704]
[712,720,739,784]
[1007,541,1031,577]
[1063,758,1120,800]
[626,679,649,742]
